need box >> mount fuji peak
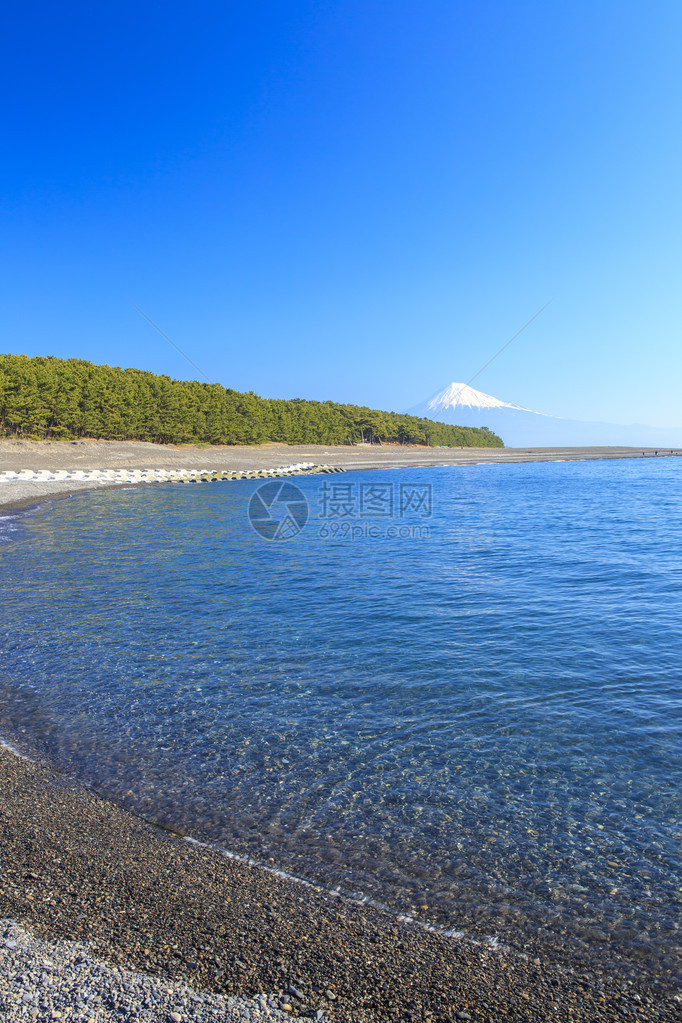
[406,382,682,448]
[414,382,538,415]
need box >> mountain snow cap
[422,382,535,413]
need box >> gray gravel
[0,919,323,1023]
[0,479,115,512]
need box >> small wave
[0,737,36,763]
[182,834,506,955]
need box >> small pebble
[0,920,306,1023]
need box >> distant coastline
[0,437,677,518]
[1,438,679,514]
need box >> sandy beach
[1,438,677,513]
[1,439,681,1021]
[1,437,674,474]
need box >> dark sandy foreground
[1,746,679,1022]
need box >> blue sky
[2,1,681,427]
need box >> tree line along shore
[0,353,502,449]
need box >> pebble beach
[2,439,681,1023]
[3,744,680,1023]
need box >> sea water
[1,459,680,983]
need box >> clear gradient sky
[2,2,681,427]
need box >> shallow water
[1,459,681,982]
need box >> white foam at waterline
[0,737,35,763]
[0,734,505,960]
[183,835,507,955]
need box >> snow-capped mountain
[406,382,682,448]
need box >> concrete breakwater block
[0,463,345,487]
[179,463,345,483]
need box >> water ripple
[1,458,681,982]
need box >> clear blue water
[1,459,681,982]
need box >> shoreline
[1,742,679,1022]
[2,438,680,473]
[2,440,681,1020]
[1,438,679,518]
